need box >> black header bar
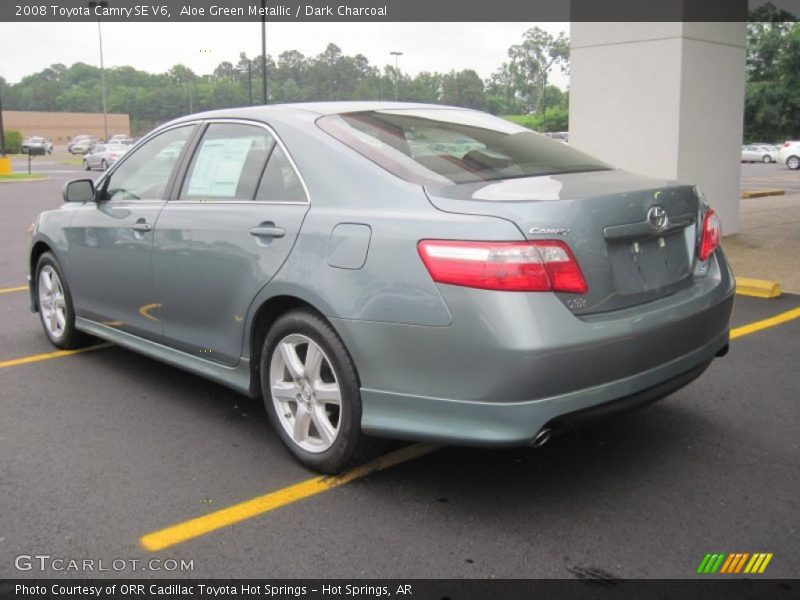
[3,0,798,23]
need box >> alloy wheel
[38,265,67,340]
[788,156,800,170]
[269,334,342,453]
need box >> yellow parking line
[0,285,28,295]
[0,343,110,369]
[140,442,440,552]
[730,306,800,340]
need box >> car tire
[762,155,771,163]
[83,160,90,171]
[101,159,108,170]
[787,156,800,170]
[35,252,92,350]
[260,309,384,474]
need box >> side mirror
[63,179,95,203]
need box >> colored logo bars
[697,553,773,574]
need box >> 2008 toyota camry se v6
[28,102,733,473]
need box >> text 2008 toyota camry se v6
[28,102,733,473]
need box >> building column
[569,22,746,234]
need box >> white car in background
[82,143,129,170]
[778,141,800,170]
[741,145,775,163]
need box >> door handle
[250,225,285,238]
[131,220,152,233]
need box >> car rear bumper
[332,250,734,446]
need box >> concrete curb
[741,189,785,199]
[735,277,782,298]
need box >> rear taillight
[698,209,721,261]
[417,240,588,293]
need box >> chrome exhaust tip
[530,427,553,448]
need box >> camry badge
[647,206,669,232]
[529,227,570,236]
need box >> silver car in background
[29,102,733,473]
[68,135,97,155]
[82,143,129,170]
[741,144,775,163]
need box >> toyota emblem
[647,205,669,232]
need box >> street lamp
[88,1,109,141]
[260,0,268,104]
[240,52,253,106]
[389,51,403,101]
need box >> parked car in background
[29,103,733,473]
[778,141,800,170]
[108,134,131,144]
[544,131,569,143]
[741,145,774,163]
[82,143,129,170]
[68,135,98,155]
[21,136,53,154]
[755,145,779,162]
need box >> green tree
[441,70,485,109]
[745,19,800,141]
[502,26,569,114]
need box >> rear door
[151,120,310,365]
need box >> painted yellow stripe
[0,285,28,295]
[0,343,110,369]
[730,306,800,340]
[140,442,440,552]
[758,553,773,573]
[719,553,736,574]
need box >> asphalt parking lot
[1,162,798,580]
[741,161,800,195]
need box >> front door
[152,121,309,365]
[66,124,196,339]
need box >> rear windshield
[317,108,611,185]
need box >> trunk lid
[425,170,702,315]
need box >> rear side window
[181,123,274,200]
[255,145,306,203]
[317,109,611,185]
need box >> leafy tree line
[0,26,570,135]
[745,13,800,142]
[2,18,794,142]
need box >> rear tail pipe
[530,427,553,448]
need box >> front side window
[104,125,193,201]
[181,123,274,201]
[318,109,611,185]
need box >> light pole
[389,51,403,101]
[240,52,253,106]
[260,0,268,104]
[88,1,109,141]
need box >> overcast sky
[0,22,570,87]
